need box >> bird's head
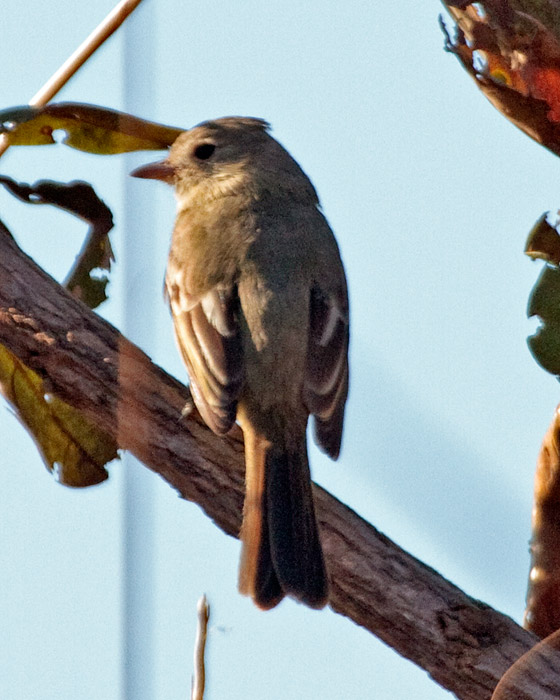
[130,116,317,206]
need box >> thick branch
[0,222,552,699]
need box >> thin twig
[191,595,210,700]
[0,0,144,160]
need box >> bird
[131,116,349,609]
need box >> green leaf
[0,344,118,487]
[527,264,560,375]
[0,102,184,154]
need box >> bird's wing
[304,283,349,459]
[166,277,244,435]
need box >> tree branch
[0,221,553,699]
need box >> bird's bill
[130,159,176,182]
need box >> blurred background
[2,2,559,698]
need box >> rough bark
[0,221,555,699]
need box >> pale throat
[174,168,252,214]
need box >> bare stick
[29,0,144,106]
[0,0,144,159]
[191,596,210,700]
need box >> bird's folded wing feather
[166,282,244,434]
[304,284,349,459]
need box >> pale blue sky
[2,2,559,698]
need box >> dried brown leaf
[524,406,560,637]
[0,176,114,308]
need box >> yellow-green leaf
[0,102,184,154]
[0,344,118,487]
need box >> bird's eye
[193,143,216,160]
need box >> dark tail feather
[253,498,284,609]
[238,428,284,609]
[238,422,328,609]
[266,440,329,609]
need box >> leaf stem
[0,0,144,159]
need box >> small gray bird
[132,117,349,609]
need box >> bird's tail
[238,418,328,609]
